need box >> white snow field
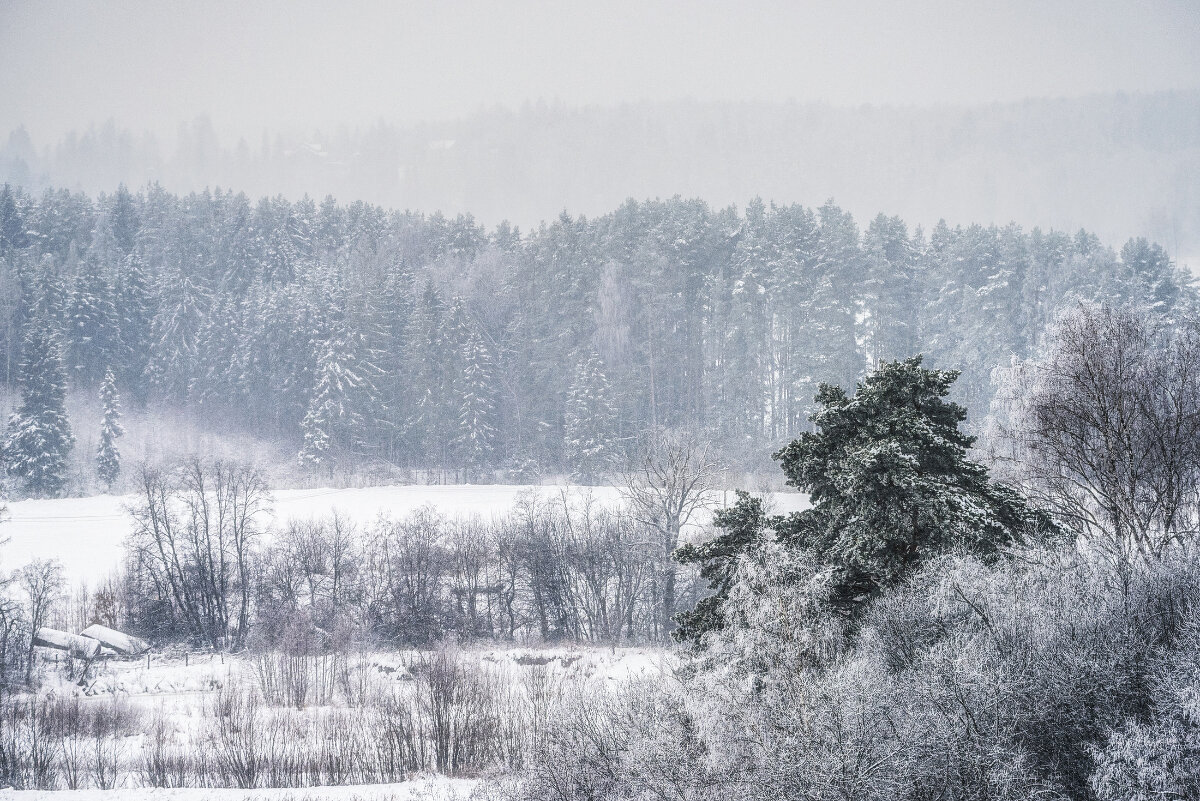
[8,774,476,799]
[11,645,666,799]
[1,484,807,587]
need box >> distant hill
[3,92,1198,265]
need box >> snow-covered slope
[1,484,807,586]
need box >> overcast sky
[2,0,1199,141]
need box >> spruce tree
[114,252,155,398]
[454,329,497,480]
[96,368,123,489]
[109,184,140,256]
[563,351,617,483]
[66,264,121,385]
[3,313,75,497]
[298,319,380,469]
[0,183,26,256]
[404,281,450,466]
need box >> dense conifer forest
[0,182,1190,492]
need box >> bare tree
[0,577,24,694]
[990,304,1200,569]
[127,458,270,649]
[366,506,451,645]
[620,428,719,637]
[19,560,63,684]
[0,508,20,692]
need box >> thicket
[0,649,564,790]
[115,460,693,649]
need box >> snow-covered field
[45,644,670,701]
[1,484,806,587]
[10,644,666,799]
[0,483,796,795]
[8,776,476,800]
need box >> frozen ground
[7,774,477,799]
[13,644,665,798]
[1,484,807,586]
[42,644,671,701]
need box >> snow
[1,484,808,586]
[79,623,151,655]
[7,775,477,800]
[34,626,101,659]
[18,645,661,797]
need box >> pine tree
[96,368,123,489]
[563,351,618,482]
[673,490,767,646]
[773,356,1055,615]
[2,313,75,497]
[454,329,497,480]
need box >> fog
[4,0,1198,141]
[1,1,1199,259]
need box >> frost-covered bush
[511,678,715,801]
[1091,620,1200,800]
[501,543,1200,801]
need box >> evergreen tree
[862,213,920,365]
[673,490,767,646]
[1120,237,1180,315]
[773,356,1054,615]
[563,351,618,482]
[298,318,380,469]
[454,329,497,480]
[2,313,75,496]
[96,367,123,488]
[0,183,27,256]
[145,265,207,400]
[114,252,155,398]
[108,184,139,256]
[404,281,450,466]
[65,263,121,385]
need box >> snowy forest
[1,179,1198,799]
[3,2,1200,799]
[0,182,1190,496]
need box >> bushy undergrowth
[0,649,569,791]
[495,543,1200,801]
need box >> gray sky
[2,0,1199,141]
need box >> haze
[3,0,1199,142]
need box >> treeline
[116,463,686,650]
[5,93,1199,252]
[0,182,1191,494]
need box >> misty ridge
[4,91,1199,263]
